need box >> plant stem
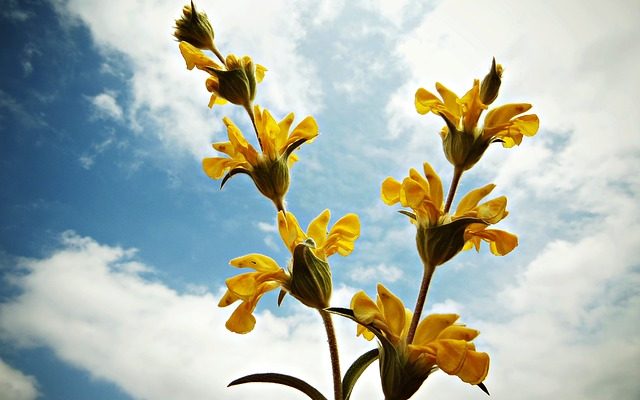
[444,166,464,214]
[209,44,226,67]
[406,263,435,344]
[320,310,342,400]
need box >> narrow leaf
[342,349,379,400]
[477,382,490,396]
[228,373,328,400]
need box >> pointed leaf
[228,373,328,400]
[478,382,490,396]
[342,349,379,400]
[220,167,252,189]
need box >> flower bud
[209,55,258,112]
[416,218,479,269]
[250,155,290,212]
[288,239,333,309]
[173,1,216,52]
[479,58,503,106]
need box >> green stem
[320,310,342,400]
[209,44,226,67]
[406,262,435,344]
[444,166,464,214]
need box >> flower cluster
[174,3,538,400]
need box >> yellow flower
[415,60,539,170]
[178,41,267,112]
[173,1,217,53]
[381,162,517,268]
[218,253,289,334]
[277,209,361,309]
[350,284,489,399]
[278,209,361,261]
[219,210,360,331]
[202,106,318,211]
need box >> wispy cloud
[0,358,39,400]
[88,91,123,121]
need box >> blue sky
[1,0,639,399]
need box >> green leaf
[228,373,328,400]
[342,349,379,400]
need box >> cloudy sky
[1,0,639,399]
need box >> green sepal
[342,349,379,400]
[228,373,328,400]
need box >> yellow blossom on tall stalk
[218,209,360,333]
[348,284,489,400]
[415,59,539,171]
[178,41,267,113]
[381,162,517,269]
[202,106,318,211]
[277,209,360,309]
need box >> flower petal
[433,339,468,375]
[287,116,319,148]
[455,184,496,216]
[437,325,480,341]
[307,209,331,249]
[484,103,532,128]
[226,301,257,334]
[381,177,402,205]
[377,284,406,339]
[422,162,443,210]
[278,211,306,253]
[229,253,282,272]
[413,313,459,345]
[456,350,490,384]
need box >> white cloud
[348,263,403,283]
[0,232,381,400]
[0,359,39,400]
[89,91,123,121]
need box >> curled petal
[456,350,490,384]
[381,177,402,205]
[226,301,257,334]
[484,103,532,128]
[230,253,282,272]
[422,162,443,209]
[287,116,319,148]
[413,314,459,346]
[278,211,306,253]
[377,284,406,340]
[476,196,508,224]
[307,209,331,249]
[433,339,468,375]
[435,82,461,120]
[455,184,496,216]
[467,228,518,255]
[178,41,221,70]
[351,290,381,326]
[437,325,480,341]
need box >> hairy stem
[320,310,342,400]
[444,166,464,214]
[209,44,226,67]
[244,104,263,150]
[406,263,435,344]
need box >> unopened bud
[288,239,333,309]
[250,155,290,212]
[479,58,503,105]
[173,1,217,52]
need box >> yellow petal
[422,162,443,209]
[437,325,480,341]
[218,289,239,307]
[202,157,242,180]
[178,41,221,70]
[277,112,295,151]
[433,339,468,375]
[278,211,306,253]
[455,184,496,216]
[413,314,459,345]
[225,301,256,334]
[476,196,508,224]
[469,228,518,255]
[307,209,331,249]
[400,176,426,209]
[226,273,258,298]
[229,253,282,272]
[287,116,319,148]
[376,284,406,339]
[435,82,461,120]
[456,350,490,384]
[256,64,267,83]
[415,87,443,115]
[381,177,402,205]
[484,103,532,128]
[351,290,380,325]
